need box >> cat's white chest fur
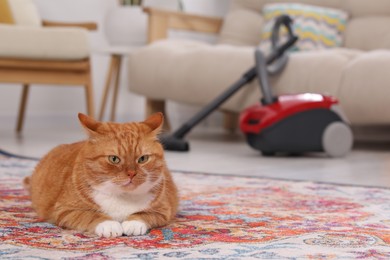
[92,182,154,222]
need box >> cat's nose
[127,170,136,179]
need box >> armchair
[129,0,390,133]
[0,0,97,132]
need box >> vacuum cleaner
[240,52,353,157]
[160,15,353,157]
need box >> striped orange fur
[24,113,178,237]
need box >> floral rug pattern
[0,151,390,259]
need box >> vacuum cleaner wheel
[322,122,353,157]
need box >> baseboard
[352,125,390,142]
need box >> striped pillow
[260,3,348,52]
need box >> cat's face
[77,113,165,195]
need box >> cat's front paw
[122,220,149,236]
[95,220,123,238]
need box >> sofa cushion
[128,39,361,113]
[344,0,390,17]
[338,50,390,124]
[260,3,348,52]
[8,0,41,27]
[0,0,14,24]
[0,25,90,60]
[272,49,361,97]
[217,9,264,46]
[344,17,390,51]
[128,39,259,111]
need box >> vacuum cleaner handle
[255,49,275,105]
[267,15,290,76]
[266,15,299,66]
[271,15,295,50]
[257,15,298,105]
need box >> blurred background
[0,0,231,130]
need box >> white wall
[0,0,230,129]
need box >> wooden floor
[1,116,389,188]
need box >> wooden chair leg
[223,111,239,133]
[85,75,95,119]
[99,55,117,120]
[16,84,30,133]
[110,55,122,122]
[146,98,171,131]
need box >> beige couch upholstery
[0,0,90,60]
[129,0,390,125]
[0,25,90,60]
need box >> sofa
[128,0,390,129]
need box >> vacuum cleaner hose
[161,14,298,152]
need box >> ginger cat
[24,112,178,238]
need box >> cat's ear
[78,113,102,135]
[143,112,164,134]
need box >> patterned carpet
[1,150,390,259]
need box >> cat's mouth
[121,179,133,187]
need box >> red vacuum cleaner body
[240,93,353,157]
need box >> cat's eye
[108,155,121,164]
[137,155,149,164]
